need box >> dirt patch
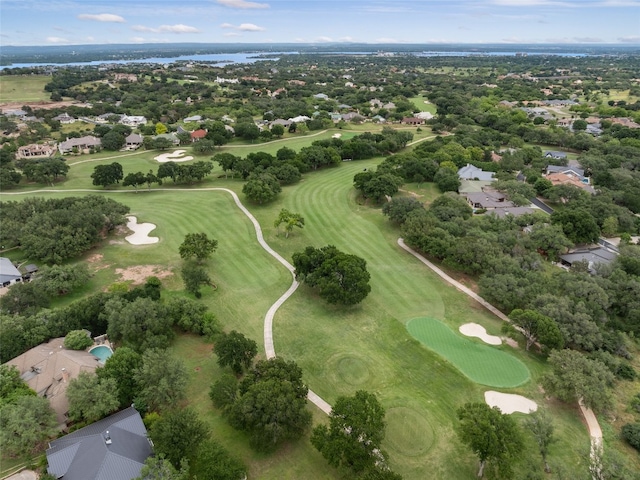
[87,254,104,263]
[399,188,422,198]
[505,337,519,348]
[115,265,173,285]
[0,100,87,111]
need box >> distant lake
[0,52,298,70]
[0,48,597,70]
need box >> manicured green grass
[406,317,530,388]
[0,142,592,478]
[0,75,51,103]
[408,96,437,114]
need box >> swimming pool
[89,345,113,364]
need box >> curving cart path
[0,187,333,414]
[397,238,604,466]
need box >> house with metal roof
[0,257,22,287]
[559,247,618,274]
[457,163,495,182]
[46,407,152,480]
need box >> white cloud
[315,36,333,42]
[131,36,146,43]
[159,24,200,33]
[224,32,242,36]
[46,36,69,43]
[216,0,269,8]
[375,37,400,43]
[86,36,95,41]
[133,24,200,34]
[77,13,125,23]
[573,36,602,42]
[340,36,355,42]
[221,22,265,31]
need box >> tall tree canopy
[292,245,371,305]
[312,390,396,478]
[456,402,524,479]
[179,232,218,263]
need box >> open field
[0,75,51,103]
[0,132,594,478]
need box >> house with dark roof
[464,190,516,210]
[0,257,22,287]
[559,247,618,273]
[401,117,425,125]
[46,407,152,480]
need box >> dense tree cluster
[0,195,129,263]
[293,245,372,305]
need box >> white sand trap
[125,216,159,245]
[459,323,502,345]
[485,391,538,414]
[154,149,194,163]
[332,133,342,139]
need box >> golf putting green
[406,317,530,388]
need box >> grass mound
[384,406,435,457]
[336,354,371,386]
[406,317,530,388]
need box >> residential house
[290,115,310,123]
[221,115,235,123]
[544,99,578,107]
[372,115,386,123]
[191,129,207,142]
[457,163,495,182]
[113,73,138,82]
[152,133,180,146]
[545,165,589,183]
[215,76,239,84]
[559,247,617,273]
[52,113,76,124]
[46,407,152,480]
[2,109,28,118]
[464,190,516,210]
[415,111,434,120]
[0,257,22,287]
[546,172,596,194]
[544,151,568,161]
[183,115,202,123]
[401,117,425,125]
[610,117,640,129]
[120,115,147,127]
[224,124,235,135]
[270,119,292,129]
[5,337,101,425]
[124,133,143,150]
[58,136,101,154]
[313,93,329,100]
[17,143,57,159]
[341,112,363,122]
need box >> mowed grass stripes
[407,317,530,388]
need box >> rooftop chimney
[105,430,112,445]
[61,368,69,383]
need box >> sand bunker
[125,216,159,245]
[459,323,502,346]
[332,133,342,139]
[154,149,194,163]
[484,391,538,414]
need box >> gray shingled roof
[47,407,152,480]
[0,257,22,284]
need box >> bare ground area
[0,100,89,111]
[115,265,173,285]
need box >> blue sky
[1,0,639,46]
